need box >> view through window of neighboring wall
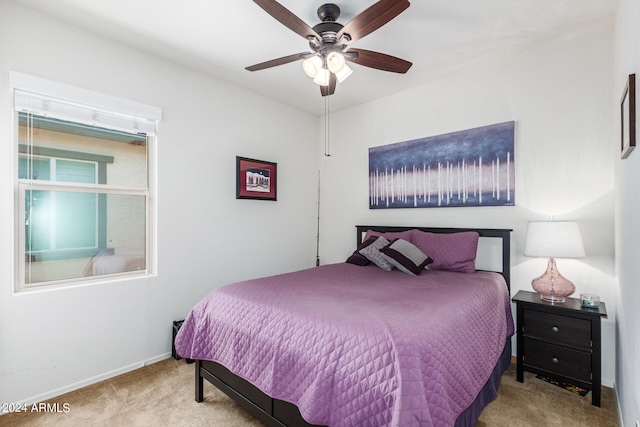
[14,86,158,291]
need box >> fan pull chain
[316,169,321,266]
[324,95,331,157]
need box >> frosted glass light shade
[313,68,330,86]
[303,53,353,86]
[302,56,323,78]
[334,64,353,83]
[326,52,346,73]
[524,221,585,303]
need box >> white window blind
[10,71,161,135]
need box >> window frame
[17,180,153,290]
[11,72,160,292]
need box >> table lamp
[523,220,585,303]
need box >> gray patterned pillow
[359,236,395,271]
[380,238,433,275]
[346,236,379,266]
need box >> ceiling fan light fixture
[303,56,323,78]
[313,67,330,86]
[334,64,353,83]
[326,51,346,73]
[246,0,412,97]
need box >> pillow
[363,229,413,244]
[346,236,379,266]
[358,236,395,271]
[410,230,479,273]
[380,238,433,275]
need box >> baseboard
[9,352,172,408]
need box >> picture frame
[236,156,277,201]
[621,73,636,159]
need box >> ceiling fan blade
[337,0,410,44]
[346,48,412,74]
[253,0,321,42]
[320,73,337,97]
[245,52,309,71]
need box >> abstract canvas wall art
[369,121,515,209]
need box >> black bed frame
[194,225,512,427]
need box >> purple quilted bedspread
[175,263,513,427]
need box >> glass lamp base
[539,294,566,303]
[531,258,575,304]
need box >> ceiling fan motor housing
[311,4,347,48]
[310,23,343,47]
[317,3,340,22]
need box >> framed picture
[236,156,277,201]
[621,73,636,159]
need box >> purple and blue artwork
[369,121,515,209]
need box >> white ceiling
[13,0,616,116]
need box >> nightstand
[512,290,607,407]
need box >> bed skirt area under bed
[195,339,512,427]
[455,339,512,426]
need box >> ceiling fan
[246,0,412,96]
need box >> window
[12,73,161,291]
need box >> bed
[175,225,513,427]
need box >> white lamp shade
[523,221,586,259]
[302,56,322,78]
[334,64,353,83]
[313,68,330,86]
[326,52,346,73]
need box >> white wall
[614,0,640,425]
[0,2,319,404]
[318,23,617,386]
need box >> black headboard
[356,225,512,291]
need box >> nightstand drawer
[524,338,591,382]
[523,309,591,349]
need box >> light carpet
[1,358,619,426]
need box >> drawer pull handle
[552,326,559,333]
[552,357,559,364]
